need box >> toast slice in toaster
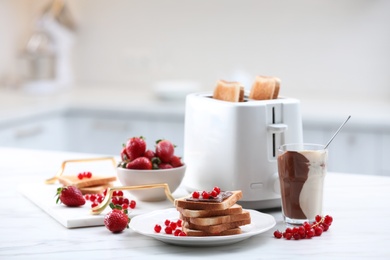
[213,80,244,102]
[249,76,280,100]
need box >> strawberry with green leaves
[126,157,152,170]
[56,186,86,207]
[104,203,130,233]
[155,139,175,163]
[125,136,146,161]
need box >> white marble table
[1,147,389,259]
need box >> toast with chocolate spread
[174,190,243,211]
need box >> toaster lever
[267,124,288,134]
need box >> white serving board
[19,182,180,228]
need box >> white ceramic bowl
[116,165,186,202]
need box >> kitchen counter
[1,147,389,259]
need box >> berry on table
[273,214,334,240]
[104,209,129,233]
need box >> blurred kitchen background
[0,0,389,176]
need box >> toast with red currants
[174,190,243,211]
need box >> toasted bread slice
[177,204,243,218]
[174,190,243,211]
[184,218,251,234]
[249,76,276,100]
[182,225,242,237]
[272,77,281,99]
[188,210,250,226]
[79,183,113,194]
[57,175,117,189]
[213,80,244,102]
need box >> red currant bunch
[77,171,93,180]
[192,186,221,199]
[273,214,333,240]
[85,189,137,210]
[84,192,105,207]
[111,190,136,210]
[154,219,186,236]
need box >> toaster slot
[272,107,276,157]
[267,105,288,159]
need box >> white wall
[1,0,389,101]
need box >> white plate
[129,208,276,247]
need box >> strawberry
[56,186,86,207]
[144,149,155,161]
[104,208,129,233]
[155,139,175,163]
[126,157,152,170]
[170,155,183,168]
[120,146,130,162]
[125,136,146,161]
[159,163,173,169]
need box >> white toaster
[182,92,303,209]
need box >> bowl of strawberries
[116,136,186,202]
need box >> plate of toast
[130,190,276,246]
[130,208,275,246]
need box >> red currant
[324,215,333,225]
[154,224,162,233]
[213,186,221,194]
[314,226,323,236]
[273,230,283,239]
[176,219,182,227]
[122,204,128,210]
[169,222,177,230]
[129,200,136,209]
[90,194,97,202]
[210,190,218,197]
[285,232,292,240]
[117,190,124,197]
[306,228,315,238]
[201,191,210,199]
[164,219,171,226]
[86,171,92,178]
[273,214,333,241]
[192,191,200,199]
[179,231,187,236]
[164,226,173,234]
[174,229,182,236]
[77,173,83,180]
